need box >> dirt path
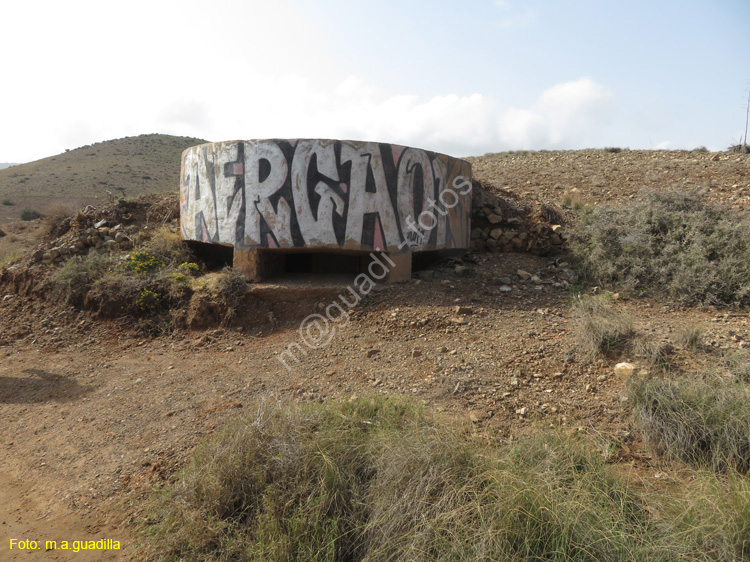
[0,469,125,562]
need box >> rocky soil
[0,148,748,561]
[468,148,750,210]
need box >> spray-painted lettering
[180,139,471,252]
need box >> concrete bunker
[180,139,472,282]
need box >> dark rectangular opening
[187,241,234,270]
[283,252,363,275]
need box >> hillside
[0,133,206,223]
[467,148,750,211]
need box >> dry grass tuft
[629,373,750,473]
[141,226,193,266]
[573,293,636,357]
[40,203,74,237]
[675,324,706,350]
[634,339,676,372]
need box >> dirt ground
[0,148,748,561]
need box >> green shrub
[178,261,200,276]
[52,253,116,306]
[1,199,14,206]
[136,289,160,313]
[19,208,41,221]
[124,251,165,274]
[570,189,750,305]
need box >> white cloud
[1,57,614,161]
[0,1,613,162]
[0,0,738,161]
[515,78,616,147]
[224,75,614,157]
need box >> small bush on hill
[214,267,246,309]
[40,204,74,237]
[185,268,248,328]
[0,249,23,268]
[135,289,160,313]
[124,251,165,274]
[19,208,41,221]
[1,199,14,206]
[177,261,200,276]
[53,243,194,326]
[570,189,750,305]
[561,190,585,210]
[85,272,149,317]
[53,253,116,306]
[141,226,193,266]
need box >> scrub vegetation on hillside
[570,189,750,306]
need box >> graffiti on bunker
[180,139,472,253]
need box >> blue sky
[1,0,748,162]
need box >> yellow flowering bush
[135,289,160,313]
[178,262,200,276]
[125,251,165,274]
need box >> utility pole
[744,88,749,149]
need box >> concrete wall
[180,139,472,254]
